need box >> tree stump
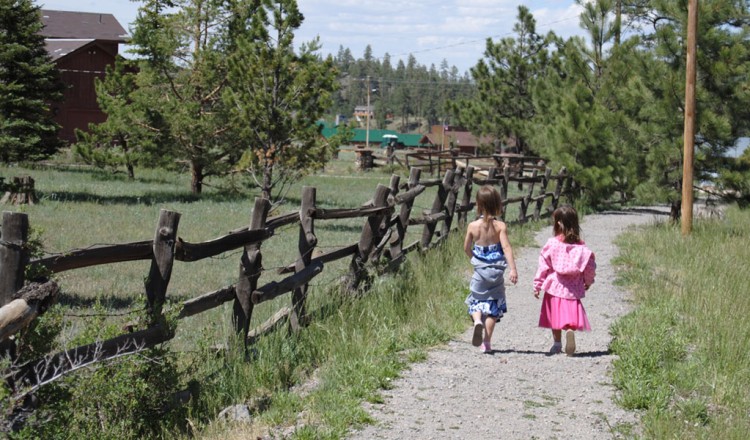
[354,149,374,170]
[1,176,37,205]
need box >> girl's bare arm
[497,221,518,284]
[463,223,475,258]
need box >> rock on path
[348,208,669,440]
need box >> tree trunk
[119,135,135,180]
[262,161,273,200]
[615,0,622,46]
[191,161,204,194]
[670,199,681,222]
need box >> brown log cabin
[40,10,129,144]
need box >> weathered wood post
[533,168,552,220]
[0,212,28,306]
[290,187,317,331]
[388,167,421,266]
[0,212,29,357]
[450,149,458,171]
[441,167,462,237]
[486,167,497,181]
[346,184,391,292]
[549,167,568,213]
[421,169,453,249]
[370,175,401,263]
[234,197,270,341]
[145,209,180,321]
[458,166,475,227]
[500,166,510,221]
[518,169,538,223]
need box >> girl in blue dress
[463,185,518,352]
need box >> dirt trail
[348,208,669,439]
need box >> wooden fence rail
[402,150,546,178]
[0,163,570,397]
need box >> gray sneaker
[472,322,484,347]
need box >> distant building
[419,125,499,155]
[40,10,129,144]
[353,105,374,121]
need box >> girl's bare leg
[552,329,562,343]
[484,317,496,342]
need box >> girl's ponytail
[552,205,582,244]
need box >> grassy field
[1,153,541,438]
[611,206,750,439]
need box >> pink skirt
[538,293,591,331]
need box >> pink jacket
[533,236,596,300]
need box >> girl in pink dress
[533,205,596,356]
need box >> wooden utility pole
[681,0,698,236]
[365,75,371,149]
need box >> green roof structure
[316,121,431,148]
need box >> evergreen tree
[73,59,165,179]
[0,0,64,162]
[530,0,639,206]
[623,0,750,216]
[452,6,555,154]
[127,0,243,194]
[224,0,338,201]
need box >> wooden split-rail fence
[0,163,570,397]
[401,150,546,178]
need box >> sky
[36,0,588,74]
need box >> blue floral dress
[465,243,508,320]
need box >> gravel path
[348,208,670,440]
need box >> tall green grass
[611,206,750,439]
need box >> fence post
[0,212,29,358]
[441,167,462,237]
[421,169,453,249]
[145,209,180,321]
[550,167,568,213]
[388,167,420,266]
[500,166,510,221]
[234,197,270,341]
[450,149,458,171]
[369,175,401,264]
[346,184,391,292]
[534,168,552,220]
[518,169,538,223]
[458,166,475,227]
[0,212,28,307]
[290,187,317,331]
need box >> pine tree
[452,6,555,154]
[0,0,64,162]
[224,0,338,201]
[127,0,243,194]
[73,59,165,179]
[530,0,638,206]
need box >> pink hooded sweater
[533,236,596,300]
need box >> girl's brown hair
[476,185,502,223]
[552,205,582,243]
